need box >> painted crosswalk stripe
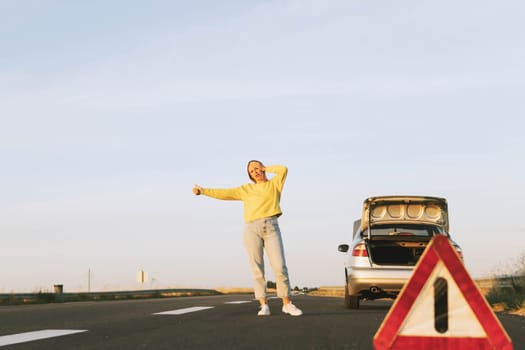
[224,301,251,304]
[153,306,214,315]
[0,329,87,347]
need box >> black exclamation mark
[434,277,448,333]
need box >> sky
[1,0,524,293]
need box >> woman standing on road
[193,160,303,317]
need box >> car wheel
[344,283,360,309]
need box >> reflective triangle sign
[373,235,513,350]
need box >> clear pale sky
[1,1,524,292]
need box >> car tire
[344,283,360,309]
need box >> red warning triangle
[373,234,513,350]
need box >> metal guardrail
[0,288,221,305]
[475,275,523,294]
[313,276,523,297]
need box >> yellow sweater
[201,165,288,222]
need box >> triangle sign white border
[373,235,513,350]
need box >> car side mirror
[338,244,349,253]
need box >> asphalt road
[0,294,523,349]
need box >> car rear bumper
[347,267,414,295]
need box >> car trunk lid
[361,195,449,233]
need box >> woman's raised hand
[193,184,203,195]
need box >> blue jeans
[243,216,291,299]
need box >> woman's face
[248,161,267,183]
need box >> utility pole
[88,269,91,293]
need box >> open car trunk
[361,196,449,233]
[366,237,431,266]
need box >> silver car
[337,195,463,309]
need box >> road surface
[0,294,523,349]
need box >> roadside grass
[485,274,525,312]
[485,252,525,314]
[215,287,254,295]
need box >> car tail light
[352,243,368,257]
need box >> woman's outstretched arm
[192,184,243,200]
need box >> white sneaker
[282,302,303,316]
[258,304,271,316]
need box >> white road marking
[0,329,87,347]
[224,301,252,304]
[153,306,214,315]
